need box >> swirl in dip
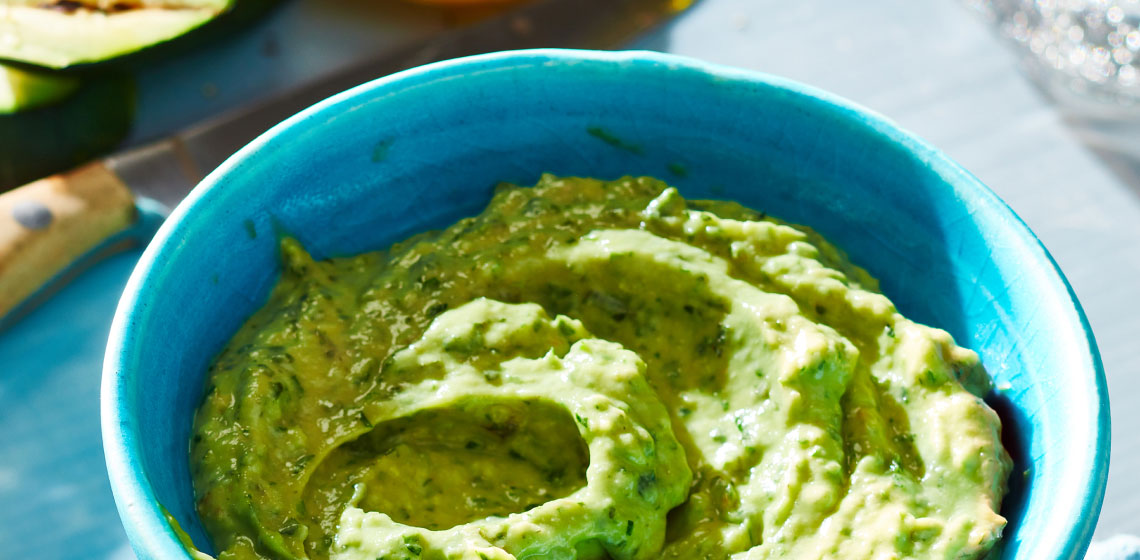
[191,176,1012,560]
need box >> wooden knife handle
[0,162,138,319]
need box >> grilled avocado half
[0,68,132,190]
[0,1,235,69]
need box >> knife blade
[0,0,688,323]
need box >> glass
[968,0,1140,159]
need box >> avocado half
[0,62,81,113]
[0,71,133,190]
[0,1,235,69]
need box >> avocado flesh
[0,62,81,113]
[0,2,233,69]
[0,73,133,190]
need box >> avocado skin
[0,74,134,192]
[120,0,282,71]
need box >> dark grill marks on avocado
[39,1,147,14]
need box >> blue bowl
[102,49,1109,560]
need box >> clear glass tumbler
[968,0,1140,158]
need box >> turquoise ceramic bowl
[102,49,1109,559]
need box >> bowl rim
[101,48,1110,560]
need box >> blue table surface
[3,0,1138,557]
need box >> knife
[0,0,688,323]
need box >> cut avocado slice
[0,63,81,113]
[0,1,234,69]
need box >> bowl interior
[103,49,1107,560]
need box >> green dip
[191,176,1012,560]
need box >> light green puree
[192,176,1013,560]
